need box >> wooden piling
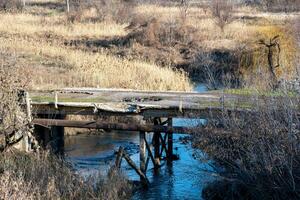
[122,150,149,186]
[140,131,146,173]
[115,146,124,168]
[167,118,173,160]
[153,118,160,167]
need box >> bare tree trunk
[66,0,70,13]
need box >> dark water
[64,84,215,200]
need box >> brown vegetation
[0,0,298,91]
[0,0,23,11]
[0,150,132,200]
[210,0,234,31]
[260,0,300,12]
[0,57,31,151]
[192,94,300,199]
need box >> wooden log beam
[122,150,149,186]
[144,136,157,168]
[33,119,190,134]
[159,133,168,157]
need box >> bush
[95,0,136,23]
[66,0,136,23]
[210,0,234,31]
[193,93,300,199]
[0,0,23,11]
[260,0,300,12]
[0,63,30,151]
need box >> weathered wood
[144,136,157,168]
[153,118,161,167]
[159,133,168,157]
[25,92,32,122]
[145,156,150,171]
[115,146,124,168]
[55,92,58,109]
[167,118,173,160]
[33,119,190,134]
[122,150,149,185]
[140,131,146,173]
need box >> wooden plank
[32,118,190,134]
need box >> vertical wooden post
[25,92,32,122]
[51,114,65,154]
[153,118,160,167]
[140,131,146,173]
[54,91,58,109]
[167,118,173,160]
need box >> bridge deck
[29,88,256,118]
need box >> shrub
[210,0,234,31]
[260,0,300,12]
[193,93,300,199]
[0,0,23,11]
[95,0,136,23]
[0,63,29,151]
[66,0,136,23]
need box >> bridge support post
[167,118,173,161]
[139,131,146,173]
[50,115,65,154]
[34,114,65,154]
[153,118,161,168]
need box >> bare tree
[259,35,281,89]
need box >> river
[64,84,215,200]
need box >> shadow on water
[64,83,215,199]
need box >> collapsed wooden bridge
[27,88,294,183]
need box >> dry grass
[0,2,193,91]
[0,11,191,91]
[193,93,300,199]
[0,150,132,200]
[0,0,298,91]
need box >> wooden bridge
[27,88,297,183]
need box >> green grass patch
[223,88,298,97]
